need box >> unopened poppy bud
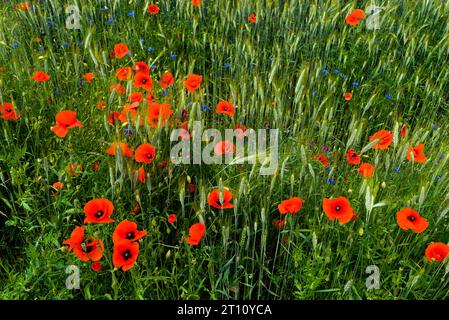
[348,189,353,193]
[358,227,364,236]
[187,175,191,184]
[166,250,172,259]
[381,181,386,189]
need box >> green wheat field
[1,0,449,300]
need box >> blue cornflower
[107,18,114,24]
[54,89,61,95]
[322,69,329,75]
[432,124,439,130]
[202,105,211,111]
[128,11,134,17]
[62,42,69,48]
[124,127,133,136]
[171,54,177,59]
[150,65,156,70]
[334,70,340,75]
[325,166,332,172]
[394,166,400,174]
[341,74,347,80]
[147,47,154,52]
[326,179,336,185]
[386,93,392,99]
[75,40,82,46]
[38,46,45,52]
[352,82,360,87]
[11,42,19,48]
[162,90,168,97]
[224,63,231,69]
[139,39,145,45]
[47,19,53,26]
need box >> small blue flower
[340,74,347,80]
[150,65,156,70]
[147,47,154,52]
[436,176,441,181]
[107,18,114,24]
[11,42,19,48]
[38,46,45,52]
[326,179,336,185]
[54,89,61,95]
[352,82,360,87]
[325,166,332,172]
[224,63,231,69]
[101,7,108,12]
[139,39,145,45]
[124,127,133,136]
[128,11,134,17]
[202,105,211,111]
[187,102,193,106]
[394,166,400,174]
[386,93,392,99]
[171,54,177,59]
[203,9,207,14]
[333,70,340,75]
[432,124,439,130]
[62,42,69,48]
[162,90,168,97]
[47,19,53,26]
[322,69,329,75]
[75,40,82,46]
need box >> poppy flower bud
[381,181,386,189]
[187,175,191,184]
[166,250,172,259]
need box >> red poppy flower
[183,74,202,93]
[234,123,247,139]
[323,197,354,224]
[0,102,20,120]
[74,238,104,262]
[425,242,449,262]
[358,163,374,178]
[346,9,365,26]
[113,219,147,244]
[369,130,393,150]
[129,92,143,103]
[345,149,361,165]
[84,198,115,224]
[214,140,235,155]
[186,223,206,245]
[133,61,150,74]
[406,144,427,163]
[63,226,85,252]
[118,102,141,124]
[344,92,352,101]
[91,261,102,272]
[192,0,202,6]
[114,43,129,59]
[106,142,133,158]
[113,240,139,271]
[137,166,146,183]
[207,188,234,209]
[52,182,64,190]
[168,214,177,224]
[313,153,330,167]
[396,207,429,233]
[110,83,126,94]
[147,102,173,127]
[97,100,106,109]
[278,197,304,215]
[216,101,235,117]
[400,124,407,137]
[135,143,156,164]
[147,4,159,14]
[116,67,132,81]
[51,110,83,138]
[83,72,94,83]
[159,71,174,88]
[108,111,120,125]
[92,162,100,171]
[133,72,154,91]
[16,2,30,10]
[33,71,50,82]
[248,13,257,23]
[68,163,83,176]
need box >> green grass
[1,0,449,300]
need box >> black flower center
[126,232,135,240]
[335,206,341,212]
[6,108,11,113]
[122,249,132,260]
[94,210,104,219]
[85,245,93,253]
[142,79,147,84]
[408,215,416,222]
[147,153,153,159]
